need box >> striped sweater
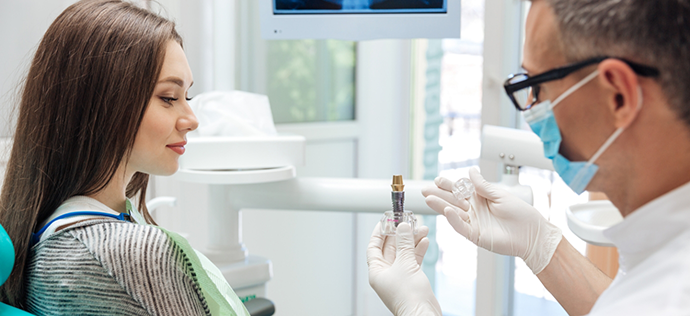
[25,219,211,316]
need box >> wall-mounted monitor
[260,0,461,41]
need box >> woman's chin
[150,164,179,177]
[162,170,178,176]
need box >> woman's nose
[178,105,199,132]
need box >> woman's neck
[87,166,133,213]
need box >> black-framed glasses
[504,57,660,111]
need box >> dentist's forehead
[523,0,567,74]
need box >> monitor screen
[274,0,447,14]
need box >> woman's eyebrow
[157,76,191,88]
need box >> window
[266,40,356,123]
[434,0,485,315]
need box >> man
[367,0,690,315]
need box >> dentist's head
[512,0,690,214]
[0,0,196,306]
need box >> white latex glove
[367,222,441,316]
[422,168,562,274]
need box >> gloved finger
[427,189,470,214]
[449,204,470,222]
[414,225,429,247]
[434,176,456,192]
[382,232,397,264]
[425,195,470,215]
[469,168,502,201]
[383,223,430,263]
[428,196,469,221]
[425,195,451,214]
[444,206,472,239]
[422,186,470,210]
[394,223,417,262]
[367,222,388,268]
[415,237,430,266]
[421,184,437,198]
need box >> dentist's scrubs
[587,181,690,315]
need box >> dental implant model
[452,177,475,200]
[380,175,418,236]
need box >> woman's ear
[598,59,642,129]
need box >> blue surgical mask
[523,70,640,194]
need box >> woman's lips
[167,142,186,155]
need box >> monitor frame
[259,0,461,41]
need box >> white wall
[0,0,78,137]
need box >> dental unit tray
[178,135,306,171]
[566,200,623,247]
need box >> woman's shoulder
[36,219,170,249]
[68,219,170,243]
[44,219,185,266]
[27,220,209,315]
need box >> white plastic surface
[481,125,554,170]
[146,196,177,212]
[224,177,437,215]
[566,201,623,247]
[174,166,296,185]
[178,135,305,171]
[217,255,272,291]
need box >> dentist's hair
[541,0,690,128]
[0,0,181,307]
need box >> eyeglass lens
[507,74,538,110]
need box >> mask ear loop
[585,86,645,167]
[550,70,600,110]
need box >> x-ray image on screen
[275,0,343,10]
[370,0,444,9]
[274,0,446,14]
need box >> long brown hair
[0,0,182,307]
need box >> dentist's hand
[422,168,562,274]
[367,222,441,316]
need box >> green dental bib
[127,200,250,316]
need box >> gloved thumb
[395,223,416,263]
[469,168,501,201]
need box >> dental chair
[0,223,273,316]
[0,224,33,315]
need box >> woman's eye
[186,96,193,101]
[161,97,178,104]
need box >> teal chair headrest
[0,224,36,315]
[0,223,14,286]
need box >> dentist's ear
[598,59,644,129]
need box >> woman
[0,1,246,314]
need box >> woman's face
[128,40,198,176]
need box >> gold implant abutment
[391,175,405,224]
